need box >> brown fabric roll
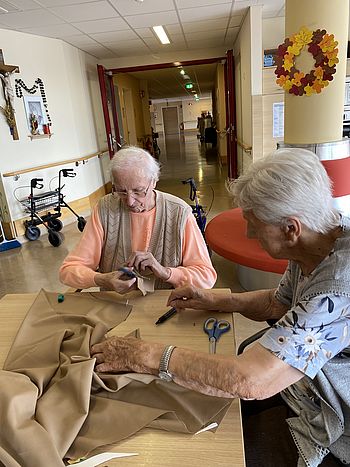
[0,290,232,466]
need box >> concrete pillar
[284,0,349,144]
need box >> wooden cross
[0,49,20,140]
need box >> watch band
[159,345,176,381]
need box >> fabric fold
[0,290,232,466]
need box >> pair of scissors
[203,317,231,354]
[118,266,151,281]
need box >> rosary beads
[15,78,52,126]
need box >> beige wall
[114,73,150,147]
[214,64,227,164]
[262,68,284,157]
[234,6,264,170]
[262,17,285,50]
[234,10,252,166]
[140,80,152,138]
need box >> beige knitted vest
[98,190,192,289]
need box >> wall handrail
[236,139,252,154]
[3,149,109,177]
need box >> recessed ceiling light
[180,69,185,75]
[183,74,190,79]
[152,25,170,45]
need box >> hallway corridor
[0,133,238,298]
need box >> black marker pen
[155,307,177,325]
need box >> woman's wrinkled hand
[90,336,163,374]
[94,270,136,294]
[127,251,171,281]
[167,285,218,311]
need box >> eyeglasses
[112,181,152,199]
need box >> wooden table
[0,290,245,467]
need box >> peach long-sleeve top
[59,205,217,289]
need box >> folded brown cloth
[0,290,232,466]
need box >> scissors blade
[209,337,216,354]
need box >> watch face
[159,371,172,382]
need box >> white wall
[182,98,212,130]
[262,17,285,50]
[152,95,212,132]
[0,28,105,172]
[0,28,107,221]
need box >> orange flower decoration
[292,72,305,86]
[275,27,338,96]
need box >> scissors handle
[118,266,151,281]
[203,317,231,341]
[213,319,231,340]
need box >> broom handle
[0,217,7,241]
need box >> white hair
[229,148,339,234]
[110,146,160,182]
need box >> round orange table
[205,208,288,275]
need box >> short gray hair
[110,146,160,182]
[229,148,339,234]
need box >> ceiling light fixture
[180,69,185,75]
[152,25,170,45]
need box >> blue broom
[0,217,21,251]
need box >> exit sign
[185,83,193,89]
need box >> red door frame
[108,73,121,149]
[97,65,121,159]
[98,55,238,175]
[224,49,238,179]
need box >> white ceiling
[0,0,285,60]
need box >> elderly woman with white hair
[91,148,350,467]
[60,146,216,292]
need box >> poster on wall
[272,102,284,138]
[23,95,47,135]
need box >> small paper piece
[69,452,138,466]
[194,422,218,435]
[137,276,155,296]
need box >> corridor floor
[0,131,264,345]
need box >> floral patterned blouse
[259,265,350,379]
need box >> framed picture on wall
[23,95,47,134]
[345,77,350,106]
[263,49,278,67]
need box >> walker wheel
[48,230,63,247]
[25,226,41,241]
[77,216,86,232]
[48,218,63,232]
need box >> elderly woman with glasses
[59,146,216,293]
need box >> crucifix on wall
[0,49,20,140]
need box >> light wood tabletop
[0,289,245,467]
